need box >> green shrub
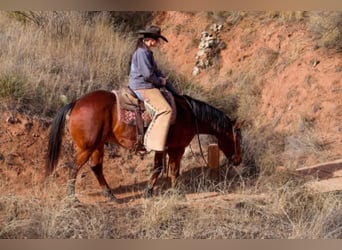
[0,73,30,101]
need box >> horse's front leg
[168,147,185,189]
[145,151,165,197]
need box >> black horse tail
[45,102,75,177]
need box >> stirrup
[137,147,148,155]
[137,150,150,156]
[134,143,151,156]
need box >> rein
[183,96,209,168]
[232,125,241,163]
[194,118,209,167]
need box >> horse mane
[182,95,233,132]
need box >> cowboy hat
[138,25,168,42]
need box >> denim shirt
[128,46,164,91]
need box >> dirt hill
[157,12,341,161]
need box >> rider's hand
[159,77,167,86]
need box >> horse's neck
[177,95,220,136]
[196,121,220,136]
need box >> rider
[128,25,177,152]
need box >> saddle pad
[120,109,151,126]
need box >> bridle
[232,125,241,163]
[191,121,240,167]
[194,118,209,167]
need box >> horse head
[218,119,243,166]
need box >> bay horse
[45,89,242,202]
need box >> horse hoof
[108,195,118,203]
[166,188,185,200]
[67,196,80,203]
[104,191,118,203]
[177,191,186,200]
[144,188,153,198]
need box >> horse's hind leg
[91,147,117,202]
[68,149,91,202]
[68,165,79,202]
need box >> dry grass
[283,114,328,168]
[0,11,135,116]
[306,11,342,52]
[233,72,261,125]
[0,172,340,239]
[272,11,307,23]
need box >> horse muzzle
[231,155,242,166]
